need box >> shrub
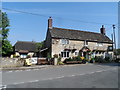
[13,54,20,58]
[53,54,58,58]
[94,56,112,63]
[115,58,120,63]
[58,61,64,65]
[104,57,110,62]
[47,53,51,59]
[80,57,84,60]
[73,56,83,61]
[82,59,86,64]
[94,56,103,63]
[90,58,95,63]
[63,57,72,63]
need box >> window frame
[61,39,69,45]
[84,41,88,46]
[97,42,103,47]
[61,51,69,58]
[75,52,78,56]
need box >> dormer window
[84,41,88,46]
[61,39,69,44]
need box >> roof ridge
[53,27,101,35]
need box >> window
[20,54,27,58]
[97,43,103,46]
[84,41,88,46]
[108,46,113,51]
[95,51,98,54]
[75,52,78,55]
[61,39,69,44]
[61,51,69,58]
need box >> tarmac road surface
[1,63,119,88]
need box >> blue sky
[2,2,118,47]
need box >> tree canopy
[116,49,120,55]
[0,10,13,57]
[35,41,44,52]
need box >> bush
[94,56,103,63]
[53,54,58,58]
[82,59,86,64]
[58,61,64,65]
[90,58,95,63]
[104,57,110,62]
[73,56,83,61]
[115,58,120,63]
[13,54,20,58]
[64,57,73,62]
[94,56,112,63]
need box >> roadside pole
[113,25,117,60]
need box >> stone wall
[1,58,24,68]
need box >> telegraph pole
[113,25,117,59]
[111,34,114,50]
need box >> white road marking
[12,82,25,85]
[7,71,13,73]
[10,67,117,86]
[96,70,103,73]
[25,69,31,71]
[88,72,95,74]
[15,70,23,72]
[47,78,53,80]
[28,80,39,83]
[56,76,65,79]
[71,75,75,76]
[17,82,25,84]
[79,73,86,76]
[34,69,39,71]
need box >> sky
[2,2,118,48]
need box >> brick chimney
[100,25,106,35]
[48,17,52,29]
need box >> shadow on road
[93,62,120,67]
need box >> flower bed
[63,56,86,64]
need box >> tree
[0,10,13,57]
[35,41,44,52]
[116,49,120,55]
[35,41,44,57]
[2,40,13,56]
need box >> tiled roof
[14,41,37,52]
[49,27,112,43]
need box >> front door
[83,52,89,59]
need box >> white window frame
[20,54,27,58]
[75,52,78,56]
[61,39,69,45]
[84,41,88,46]
[61,51,69,58]
[97,42,103,47]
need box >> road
[1,63,119,88]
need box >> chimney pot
[102,25,104,28]
[100,25,106,35]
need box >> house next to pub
[41,17,113,61]
[13,41,38,58]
